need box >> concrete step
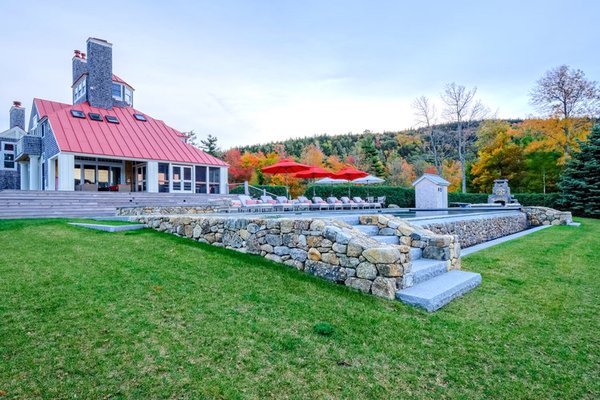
[371,235,399,244]
[410,247,422,260]
[396,270,482,312]
[410,259,447,285]
[354,225,379,235]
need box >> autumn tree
[530,65,600,156]
[300,143,325,166]
[559,124,600,217]
[223,148,253,183]
[471,121,526,192]
[441,83,487,193]
[386,155,415,187]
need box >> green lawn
[0,218,598,399]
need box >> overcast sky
[1,0,598,148]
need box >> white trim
[65,152,226,168]
[1,141,17,170]
[146,161,158,193]
[57,153,75,191]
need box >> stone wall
[418,213,528,248]
[118,204,227,216]
[359,215,461,275]
[522,206,573,226]
[134,215,415,300]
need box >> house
[412,173,450,209]
[10,37,228,193]
[0,101,27,190]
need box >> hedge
[305,185,415,207]
[230,185,288,197]
[304,185,562,209]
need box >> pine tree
[559,124,600,217]
[360,137,386,176]
[200,134,221,157]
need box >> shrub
[230,185,288,198]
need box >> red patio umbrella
[261,158,311,198]
[331,167,369,197]
[294,166,333,196]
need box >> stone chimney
[9,101,25,130]
[86,37,113,109]
[72,49,88,83]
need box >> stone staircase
[0,190,234,219]
[344,216,482,312]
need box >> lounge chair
[352,197,368,209]
[366,196,381,209]
[238,195,273,212]
[275,196,295,211]
[326,197,344,210]
[376,196,386,208]
[311,196,329,210]
[291,196,310,211]
[340,196,360,210]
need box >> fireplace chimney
[9,101,25,130]
[86,37,113,109]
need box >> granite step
[396,270,482,312]
[354,225,379,235]
[371,235,399,244]
[410,247,422,260]
[410,259,447,285]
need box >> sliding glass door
[172,165,193,193]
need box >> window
[209,167,220,194]
[105,115,119,124]
[2,142,16,170]
[133,113,146,121]
[88,113,103,121]
[195,166,207,193]
[158,163,169,192]
[124,87,133,105]
[70,110,86,119]
[112,83,123,100]
[74,78,86,101]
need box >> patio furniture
[311,196,329,210]
[275,196,295,211]
[376,196,386,208]
[352,197,368,209]
[340,196,360,210]
[238,195,273,212]
[294,196,312,211]
[326,197,344,210]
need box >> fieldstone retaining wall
[133,215,415,300]
[359,215,461,273]
[522,207,573,226]
[418,213,528,248]
[117,204,224,216]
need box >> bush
[230,185,288,198]
[305,185,415,207]
[304,185,561,209]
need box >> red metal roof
[34,98,227,166]
[112,74,134,89]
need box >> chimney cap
[12,101,22,108]
[80,52,86,59]
[87,37,113,47]
[74,49,81,58]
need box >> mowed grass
[0,218,598,399]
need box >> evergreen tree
[360,137,386,176]
[200,134,221,157]
[559,124,600,217]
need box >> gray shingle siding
[42,121,60,190]
[87,39,113,109]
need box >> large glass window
[158,163,169,192]
[98,166,110,189]
[195,166,207,193]
[84,165,96,184]
[124,87,133,105]
[209,167,220,194]
[110,167,121,186]
[1,142,15,170]
[74,165,81,187]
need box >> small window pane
[112,83,122,99]
[133,113,146,121]
[70,110,86,118]
[183,167,191,181]
[89,113,103,121]
[4,143,14,151]
[105,115,119,124]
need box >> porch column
[146,161,158,193]
[57,153,75,191]
[220,167,228,194]
[29,156,40,190]
[19,162,29,190]
[47,157,56,191]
